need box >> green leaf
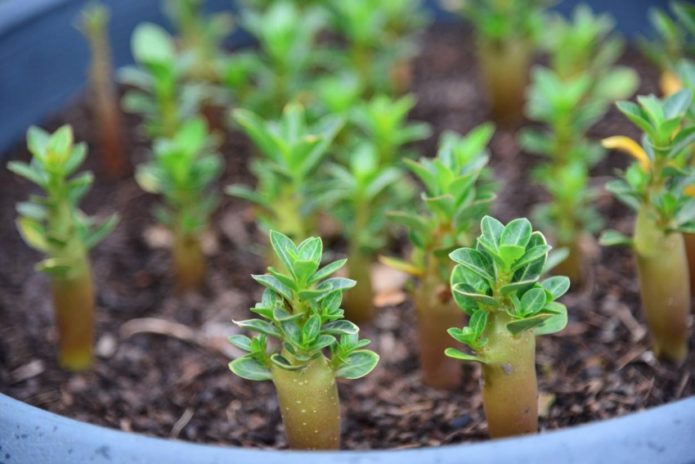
[534,303,568,335]
[17,217,49,252]
[519,287,547,316]
[452,284,499,308]
[498,244,525,267]
[444,348,484,363]
[323,320,359,336]
[229,356,272,381]
[228,334,253,352]
[449,248,494,282]
[269,230,297,274]
[235,318,281,338]
[132,23,175,64]
[599,230,633,247]
[500,218,532,248]
[480,215,504,247]
[270,353,301,370]
[84,214,118,249]
[499,279,536,296]
[541,276,570,299]
[8,162,44,186]
[309,258,347,283]
[302,314,321,343]
[335,350,379,379]
[35,258,72,277]
[506,314,552,335]
[469,310,488,337]
[379,256,423,277]
[251,274,293,300]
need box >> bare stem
[414,274,463,390]
[477,39,532,127]
[480,312,538,438]
[271,357,341,450]
[52,257,95,371]
[553,238,584,285]
[682,233,695,297]
[343,247,375,325]
[173,230,205,293]
[634,208,690,363]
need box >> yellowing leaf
[685,185,695,198]
[660,71,683,98]
[378,255,423,277]
[602,136,650,171]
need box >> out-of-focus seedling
[227,104,343,249]
[9,126,118,371]
[446,216,569,437]
[228,230,379,449]
[383,126,496,389]
[446,0,550,126]
[600,90,695,363]
[76,1,127,178]
[136,118,222,293]
[121,23,203,139]
[639,1,695,96]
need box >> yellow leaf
[660,71,683,98]
[378,255,423,277]
[685,185,695,198]
[602,136,650,171]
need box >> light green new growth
[228,230,379,449]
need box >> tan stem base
[343,251,374,325]
[272,357,341,450]
[52,265,95,371]
[553,239,584,285]
[173,232,205,294]
[683,233,695,297]
[481,314,537,438]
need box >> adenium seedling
[228,230,379,449]
[9,125,118,371]
[446,216,569,438]
[383,125,496,389]
[600,89,695,363]
[227,103,343,245]
[121,23,203,138]
[136,117,222,293]
[76,1,127,178]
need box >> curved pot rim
[1,393,694,463]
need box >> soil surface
[1,25,693,450]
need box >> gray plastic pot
[1,0,692,463]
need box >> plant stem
[52,257,95,371]
[477,38,532,127]
[554,238,584,285]
[343,246,375,325]
[271,356,341,450]
[480,312,537,438]
[633,208,690,363]
[173,229,205,293]
[683,233,695,297]
[414,274,463,390]
[390,59,412,94]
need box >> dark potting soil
[0,25,693,450]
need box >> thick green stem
[173,230,205,293]
[52,256,95,371]
[480,312,537,438]
[414,274,463,390]
[271,357,341,450]
[477,39,532,127]
[343,247,375,325]
[634,208,690,363]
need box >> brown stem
[477,39,532,128]
[173,230,205,294]
[271,357,341,450]
[634,208,690,363]
[553,238,584,285]
[343,247,374,325]
[414,275,463,390]
[52,259,95,371]
[480,312,538,438]
[683,233,695,297]
[390,59,413,94]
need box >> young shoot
[349,94,431,167]
[383,125,496,389]
[76,1,127,179]
[521,8,639,282]
[446,216,569,437]
[446,0,550,125]
[121,23,203,138]
[600,90,695,363]
[227,104,343,247]
[8,126,118,371]
[136,117,222,293]
[639,2,695,96]
[323,143,404,324]
[228,230,379,449]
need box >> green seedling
[349,94,431,167]
[136,117,222,293]
[446,0,550,125]
[121,23,203,138]
[237,1,327,117]
[323,143,405,324]
[227,104,343,248]
[639,1,695,96]
[446,216,569,437]
[164,0,234,83]
[600,90,695,363]
[326,0,428,95]
[383,125,496,389]
[76,1,127,178]
[228,230,379,449]
[8,126,118,371]
[521,7,639,282]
